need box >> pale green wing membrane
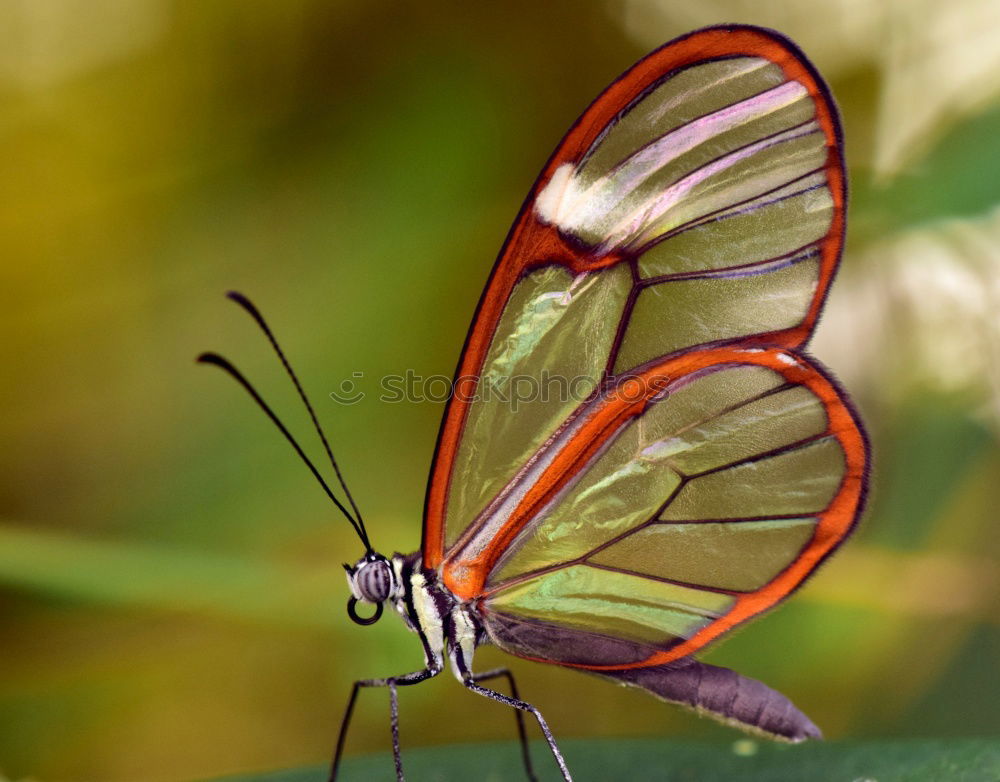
[481,363,846,649]
[443,264,631,548]
[438,50,842,556]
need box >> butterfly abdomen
[603,659,822,742]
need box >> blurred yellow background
[2,1,998,780]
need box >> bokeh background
[2,1,999,780]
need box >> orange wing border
[422,24,848,570]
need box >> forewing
[423,25,846,567]
[477,348,868,668]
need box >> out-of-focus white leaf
[813,207,1000,425]
[874,0,1000,179]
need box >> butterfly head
[343,552,393,625]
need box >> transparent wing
[474,348,867,667]
[423,26,848,577]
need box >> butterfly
[200,23,869,782]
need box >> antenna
[197,299,372,553]
[225,292,367,529]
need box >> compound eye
[356,558,392,602]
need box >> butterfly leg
[458,663,571,781]
[469,667,536,781]
[328,665,441,782]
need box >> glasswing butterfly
[200,23,869,782]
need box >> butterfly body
[336,24,868,779]
[347,23,866,777]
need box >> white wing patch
[533,74,818,256]
[535,162,576,227]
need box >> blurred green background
[2,1,999,780]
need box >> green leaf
[851,104,1000,244]
[219,737,999,782]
